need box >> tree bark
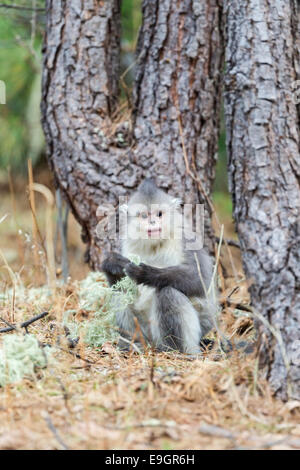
[224,0,300,400]
[133,1,223,214]
[41,0,224,269]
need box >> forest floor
[0,170,299,450]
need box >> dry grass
[0,171,299,450]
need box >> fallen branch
[0,316,16,331]
[57,346,95,365]
[198,423,236,441]
[0,3,45,12]
[221,300,252,313]
[45,415,69,450]
[0,311,49,333]
[215,236,240,249]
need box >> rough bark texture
[41,0,224,268]
[224,0,300,400]
[133,1,223,209]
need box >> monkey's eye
[157,211,163,218]
[141,212,148,219]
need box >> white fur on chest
[122,238,184,268]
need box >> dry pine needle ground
[0,280,299,450]
[0,178,299,450]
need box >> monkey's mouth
[147,228,162,237]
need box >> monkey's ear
[119,204,128,214]
[171,198,182,209]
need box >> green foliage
[0,0,143,171]
[0,0,231,214]
[121,0,142,46]
[0,1,45,171]
[0,0,44,7]
[213,106,229,195]
[213,191,233,217]
[0,333,51,387]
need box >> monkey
[101,178,219,354]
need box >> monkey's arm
[126,262,209,297]
[101,252,130,287]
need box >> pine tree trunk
[41,0,224,269]
[224,0,300,400]
[133,1,224,236]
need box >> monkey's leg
[152,287,202,354]
[191,297,216,338]
[115,308,145,352]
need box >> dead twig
[0,316,17,331]
[0,311,49,333]
[45,415,69,450]
[221,299,252,313]
[55,189,70,283]
[215,236,240,249]
[28,159,39,279]
[57,346,95,365]
[198,423,236,441]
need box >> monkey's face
[127,203,181,243]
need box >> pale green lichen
[0,258,140,371]
[64,257,140,348]
[0,334,51,387]
[83,274,139,348]
[0,283,53,311]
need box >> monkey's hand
[101,252,130,286]
[102,252,130,275]
[125,263,161,286]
